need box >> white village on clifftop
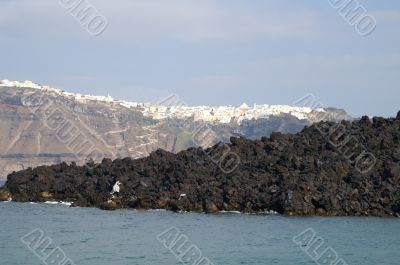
[1,79,326,124]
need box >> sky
[0,0,399,117]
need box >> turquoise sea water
[0,202,399,265]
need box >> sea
[0,202,399,265]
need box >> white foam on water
[147,209,167,212]
[265,210,278,215]
[218,210,279,215]
[44,201,73,206]
[218,210,242,214]
[44,201,59,205]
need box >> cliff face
[0,85,164,180]
[0,83,350,180]
[3,113,400,217]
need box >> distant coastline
[0,81,351,181]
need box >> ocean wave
[44,201,73,206]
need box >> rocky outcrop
[0,187,11,201]
[5,113,400,217]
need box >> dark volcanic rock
[5,113,400,217]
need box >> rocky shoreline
[1,112,400,217]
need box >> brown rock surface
[0,188,11,201]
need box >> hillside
[0,80,351,180]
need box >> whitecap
[263,210,278,215]
[147,209,166,212]
[44,201,59,205]
[218,210,241,214]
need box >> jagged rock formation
[0,80,351,180]
[3,113,400,217]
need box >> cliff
[0,80,350,180]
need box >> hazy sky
[0,0,399,117]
